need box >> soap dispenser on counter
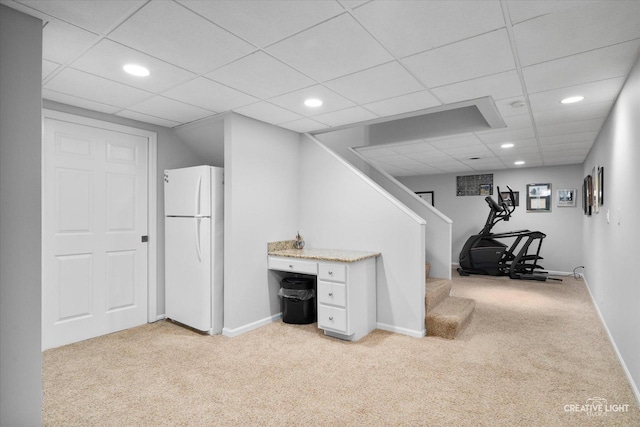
[295,231,305,249]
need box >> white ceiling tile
[206,52,315,100]
[162,77,258,113]
[434,163,473,173]
[369,153,409,164]
[500,152,543,161]
[533,101,612,126]
[325,61,424,104]
[513,1,640,66]
[503,114,533,130]
[363,90,441,117]
[429,134,483,150]
[116,110,181,128]
[71,39,197,93]
[178,0,344,47]
[542,156,585,166]
[108,1,255,74]
[528,77,625,113]
[476,127,535,144]
[410,150,456,163]
[41,17,99,64]
[16,0,145,33]
[432,70,523,104]
[506,0,586,25]
[539,131,598,146]
[541,141,593,153]
[353,0,505,58]
[523,40,640,94]
[233,102,302,125]
[464,158,506,169]
[339,1,369,10]
[389,141,436,155]
[404,29,515,88]
[441,145,493,158]
[537,118,605,137]
[42,88,121,114]
[494,97,530,119]
[357,147,399,158]
[267,14,393,82]
[42,59,60,79]
[311,106,377,127]
[485,138,539,150]
[44,68,152,107]
[127,96,215,124]
[269,85,355,116]
[279,118,329,133]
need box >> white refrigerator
[164,165,224,334]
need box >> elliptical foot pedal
[457,267,470,277]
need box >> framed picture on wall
[416,191,434,206]
[557,188,577,207]
[526,183,551,212]
[598,166,604,206]
[500,191,519,207]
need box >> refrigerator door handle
[196,175,202,216]
[195,218,203,262]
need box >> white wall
[400,165,584,273]
[0,5,43,424]
[582,53,640,401]
[223,113,300,336]
[299,135,426,337]
[316,128,453,279]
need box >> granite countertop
[268,246,381,263]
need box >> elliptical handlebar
[480,185,517,235]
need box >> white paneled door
[43,116,149,350]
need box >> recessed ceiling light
[560,96,584,104]
[304,98,323,107]
[510,100,526,108]
[501,143,514,148]
[123,64,150,77]
[514,160,525,165]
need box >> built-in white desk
[268,246,380,342]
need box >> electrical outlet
[606,209,610,224]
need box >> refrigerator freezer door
[164,166,211,217]
[165,216,211,332]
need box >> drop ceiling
[3,0,640,176]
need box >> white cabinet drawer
[318,262,346,282]
[318,304,347,333]
[268,257,317,275]
[317,280,346,307]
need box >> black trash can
[279,277,315,324]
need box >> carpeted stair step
[425,279,451,313]
[426,296,475,340]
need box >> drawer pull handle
[329,316,333,321]
[328,271,333,275]
[328,292,333,296]
[289,264,293,268]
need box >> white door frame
[42,109,158,324]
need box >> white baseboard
[155,314,166,322]
[222,313,281,338]
[377,322,425,338]
[582,275,640,407]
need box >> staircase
[425,264,475,339]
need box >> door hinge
[141,235,148,243]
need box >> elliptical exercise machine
[457,186,554,281]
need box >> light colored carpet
[43,273,640,426]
